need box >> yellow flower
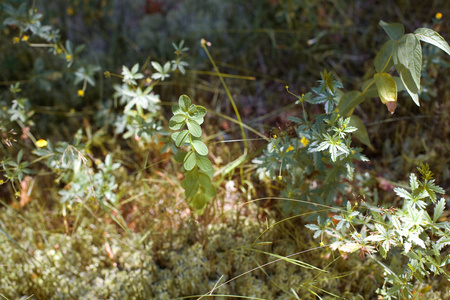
[0,180,4,185]
[436,12,443,19]
[21,35,29,42]
[13,37,20,44]
[66,54,72,61]
[272,134,277,139]
[56,48,62,54]
[278,175,283,180]
[320,242,324,246]
[300,136,309,146]
[286,145,294,153]
[36,139,48,148]
[77,89,85,97]
[67,7,74,16]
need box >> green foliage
[306,166,449,299]
[170,95,216,213]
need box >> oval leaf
[187,120,202,137]
[396,64,420,106]
[374,73,397,104]
[197,156,213,172]
[191,140,208,155]
[178,94,192,112]
[374,40,395,73]
[414,27,450,56]
[336,90,365,117]
[379,20,404,40]
[183,151,197,171]
[349,115,372,149]
[394,34,422,91]
[175,130,190,147]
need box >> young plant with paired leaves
[169,95,216,214]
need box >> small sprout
[36,139,48,148]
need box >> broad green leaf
[349,115,372,148]
[184,168,199,187]
[198,172,213,188]
[190,192,210,210]
[191,140,208,155]
[336,90,365,117]
[374,73,397,104]
[392,76,405,92]
[187,120,202,137]
[414,27,450,55]
[203,184,217,198]
[197,156,213,172]
[175,130,190,147]
[178,94,192,112]
[396,64,420,106]
[174,150,187,163]
[183,151,197,171]
[182,180,199,198]
[379,20,404,40]
[374,40,395,72]
[394,34,422,93]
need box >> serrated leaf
[305,224,320,231]
[374,73,397,104]
[339,243,363,253]
[336,90,365,117]
[175,130,190,147]
[374,39,395,72]
[191,140,208,155]
[183,151,197,171]
[409,173,419,191]
[186,120,202,137]
[349,115,372,148]
[379,20,405,40]
[394,187,412,200]
[410,233,426,249]
[414,27,450,56]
